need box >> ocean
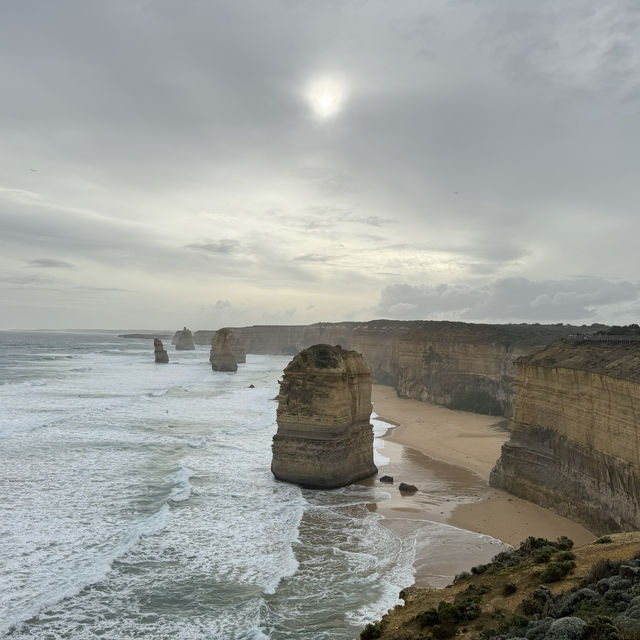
[0,331,502,640]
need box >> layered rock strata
[271,344,378,489]
[194,322,585,416]
[209,328,245,365]
[174,327,195,350]
[153,338,169,363]
[210,329,238,372]
[491,341,640,533]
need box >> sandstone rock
[271,344,377,489]
[399,482,418,493]
[490,341,640,533]
[153,338,169,363]
[174,327,195,350]
[210,329,238,372]
[208,328,246,364]
[380,475,394,483]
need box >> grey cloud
[185,240,240,255]
[27,258,75,269]
[374,277,640,323]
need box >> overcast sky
[1,0,639,330]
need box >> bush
[557,536,575,551]
[595,536,613,545]
[416,608,440,627]
[541,561,576,583]
[582,616,621,640]
[521,597,545,615]
[556,551,577,562]
[583,560,622,587]
[454,571,471,584]
[533,548,554,564]
[432,623,458,639]
[503,582,518,596]
[360,622,384,639]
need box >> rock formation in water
[210,328,238,372]
[271,344,378,489]
[193,322,594,416]
[174,327,195,350]
[154,338,169,363]
[491,338,640,533]
[209,328,245,365]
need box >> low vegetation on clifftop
[360,533,640,640]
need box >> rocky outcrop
[210,329,238,372]
[271,344,378,489]
[174,327,195,350]
[209,328,245,365]
[491,341,640,533]
[194,322,587,416]
[153,338,169,363]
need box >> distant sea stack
[174,327,195,350]
[271,344,377,489]
[490,332,640,534]
[209,328,245,366]
[210,329,238,372]
[153,338,169,363]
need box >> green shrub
[502,582,518,596]
[541,560,575,582]
[556,551,577,562]
[582,559,622,586]
[595,536,613,545]
[582,616,621,640]
[521,597,545,615]
[432,623,458,639]
[360,621,384,639]
[453,571,471,584]
[557,536,575,550]
[416,608,440,627]
[533,548,554,564]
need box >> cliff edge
[271,344,378,489]
[491,340,640,533]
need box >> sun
[305,76,347,120]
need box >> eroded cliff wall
[195,322,578,416]
[491,342,640,533]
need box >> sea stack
[271,344,377,489]
[210,328,238,372]
[174,327,195,350]
[210,328,246,366]
[153,338,169,363]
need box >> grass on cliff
[359,532,640,640]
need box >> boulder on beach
[154,338,169,363]
[271,344,377,489]
[399,482,418,493]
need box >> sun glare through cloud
[305,75,347,120]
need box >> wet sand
[368,384,595,587]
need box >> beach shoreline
[369,384,595,587]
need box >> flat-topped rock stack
[210,328,245,366]
[271,344,377,489]
[174,327,195,350]
[153,338,169,363]
[210,328,238,372]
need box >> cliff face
[153,338,169,363]
[271,344,377,489]
[173,327,195,350]
[194,322,577,416]
[491,342,640,533]
[209,329,238,372]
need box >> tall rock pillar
[271,344,378,489]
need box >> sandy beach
[369,384,595,587]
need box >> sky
[1,0,639,330]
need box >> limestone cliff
[174,327,195,351]
[194,322,582,416]
[153,338,169,363]
[271,344,378,489]
[209,328,245,364]
[491,340,640,533]
[210,329,238,372]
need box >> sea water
[0,331,496,639]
